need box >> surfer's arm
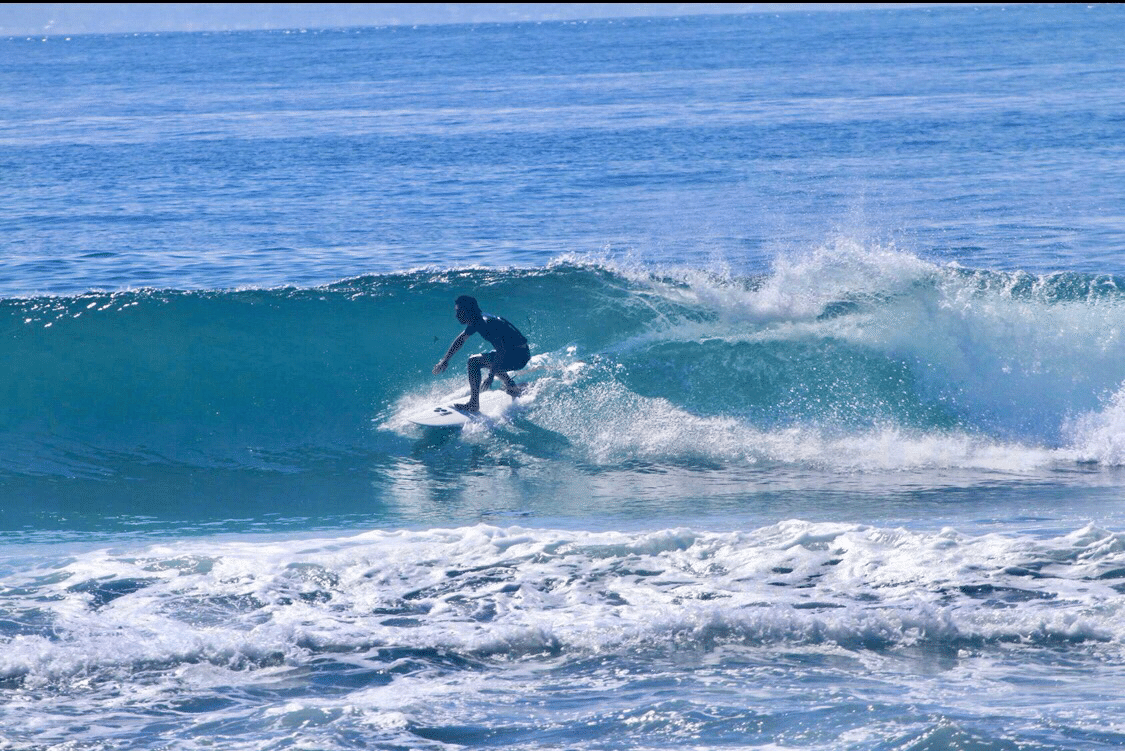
[433,331,470,374]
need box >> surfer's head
[455,295,482,324]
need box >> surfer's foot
[454,402,479,413]
[505,382,524,398]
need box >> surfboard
[406,389,515,427]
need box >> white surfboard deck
[407,389,515,428]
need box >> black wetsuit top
[465,314,530,369]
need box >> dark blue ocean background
[3,6,1125,750]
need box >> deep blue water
[3,6,1125,750]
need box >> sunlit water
[3,6,1125,749]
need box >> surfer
[432,295,530,413]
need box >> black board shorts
[491,343,530,372]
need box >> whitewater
[4,5,1125,750]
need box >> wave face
[4,245,1125,529]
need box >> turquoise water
[4,6,1125,749]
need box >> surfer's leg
[480,351,503,391]
[495,371,523,397]
[456,353,493,412]
[494,347,528,397]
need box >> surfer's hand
[433,360,447,375]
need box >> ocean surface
[4,5,1125,749]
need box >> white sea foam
[3,521,1124,748]
[1066,383,1125,466]
[3,522,1123,685]
[554,243,1125,469]
[520,366,1063,475]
